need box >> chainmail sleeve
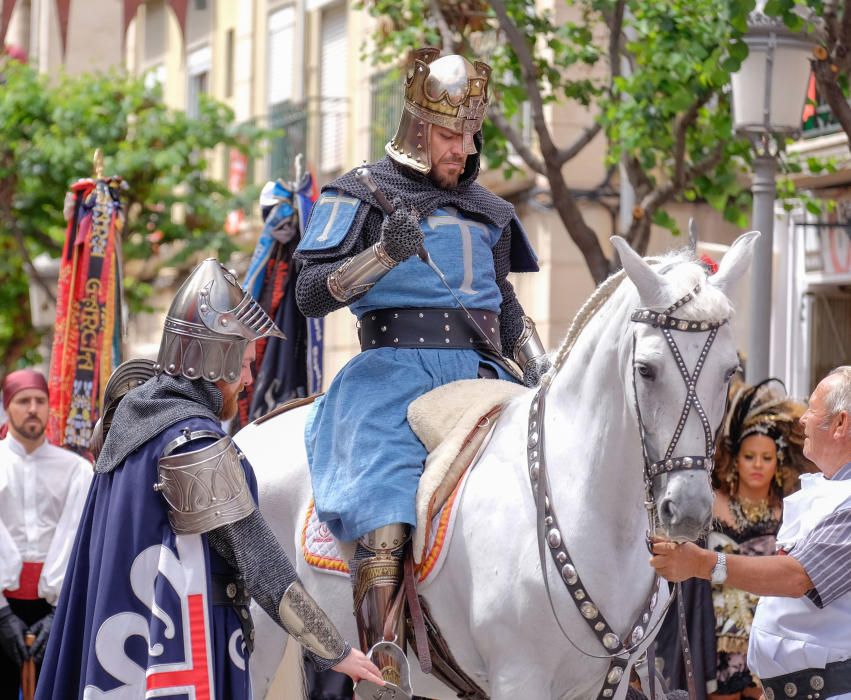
[494,225,527,358]
[295,208,383,318]
[208,510,350,671]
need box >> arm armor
[326,242,398,302]
[208,511,349,670]
[513,316,548,371]
[295,206,384,318]
[155,431,255,535]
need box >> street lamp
[730,3,814,383]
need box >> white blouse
[0,434,92,606]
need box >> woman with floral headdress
[708,378,815,700]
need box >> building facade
[5,0,749,383]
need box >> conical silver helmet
[156,258,284,383]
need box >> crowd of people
[0,45,849,700]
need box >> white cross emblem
[427,207,482,295]
[315,193,360,243]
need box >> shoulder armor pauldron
[155,429,256,535]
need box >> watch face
[711,554,727,584]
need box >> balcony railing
[267,100,310,180]
[369,68,404,163]
[802,102,843,139]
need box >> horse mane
[550,249,734,373]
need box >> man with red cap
[0,369,91,695]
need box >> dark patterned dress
[709,511,780,695]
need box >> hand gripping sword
[354,166,514,374]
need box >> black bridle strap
[660,326,718,460]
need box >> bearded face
[428,126,467,189]
[7,389,49,443]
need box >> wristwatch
[711,552,728,584]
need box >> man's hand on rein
[649,536,713,583]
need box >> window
[187,45,211,119]
[319,4,348,173]
[369,68,404,162]
[267,6,305,178]
[267,7,295,108]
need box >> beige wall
[27,0,749,376]
[7,0,123,75]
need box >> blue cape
[36,417,259,700]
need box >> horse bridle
[527,283,730,700]
[630,283,727,537]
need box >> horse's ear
[708,230,760,298]
[610,236,668,305]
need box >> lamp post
[730,4,814,383]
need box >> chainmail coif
[208,511,349,672]
[96,374,222,473]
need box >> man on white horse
[36,259,382,698]
[294,47,550,698]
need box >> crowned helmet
[386,48,491,175]
[156,258,283,383]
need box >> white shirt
[0,434,92,606]
[0,518,21,590]
[748,470,851,695]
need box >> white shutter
[268,7,295,107]
[319,5,347,173]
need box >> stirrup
[354,640,413,700]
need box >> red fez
[2,369,49,410]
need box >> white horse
[235,233,758,700]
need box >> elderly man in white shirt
[0,369,91,694]
[651,366,851,700]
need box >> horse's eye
[724,366,741,382]
[637,364,655,380]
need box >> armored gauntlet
[326,198,423,302]
[379,198,423,263]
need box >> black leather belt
[762,658,851,700]
[211,574,254,653]
[358,308,502,353]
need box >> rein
[528,278,729,700]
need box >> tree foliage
[359,0,760,283]
[0,57,270,376]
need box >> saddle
[407,378,526,563]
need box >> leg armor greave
[351,524,411,694]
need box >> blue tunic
[301,204,516,541]
[36,417,258,700]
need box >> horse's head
[612,232,758,542]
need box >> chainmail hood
[95,373,223,473]
[330,154,514,230]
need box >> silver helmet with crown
[386,48,491,175]
[156,258,284,383]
